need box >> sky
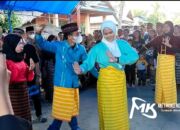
[90,1,180,24]
[111,1,180,20]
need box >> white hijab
[101,20,121,57]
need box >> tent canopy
[0,1,79,32]
[0,1,79,15]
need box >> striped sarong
[9,82,32,122]
[52,87,79,122]
[155,54,177,104]
[97,66,129,130]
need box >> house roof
[80,1,115,16]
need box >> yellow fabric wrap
[97,66,129,130]
[155,54,177,104]
[52,86,79,122]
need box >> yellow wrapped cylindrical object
[155,54,177,104]
[52,86,79,122]
[97,66,129,130]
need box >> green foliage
[147,3,166,25]
[0,11,21,30]
[172,12,180,25]
[132,9,148,17]
[132,2,166,25]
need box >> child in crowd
[136,54,148,86]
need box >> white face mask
[22,38,28,44]
[73,35,83,44]
[29,34,35,39]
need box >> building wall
[33,13,86,27]
[90,23,101,34]
[30,13,102,35]
[35,17,49,25]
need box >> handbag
[28,85,40,97]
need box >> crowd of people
[0,19,180,130]
[80,22,180,88]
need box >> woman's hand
[162,37,172,48]
[0,53,14,116]
[29,58,35,71]
[0,54,11,90]
[106,51,118,63]
[73,62,82,75]
[0,39,3,49]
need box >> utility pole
[118,1,125,28]
[53,14,59,27]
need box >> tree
[118,1,125,28]
[0,11,21,31]
[172,12,180,25]
[131,3,167,26]
[132,9,148,18]
[110,1,125,28]
[147,2,166,25]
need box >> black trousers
[137,70,146,85]
[125,64,136,86]
[41,60,54,102]
[31,94,42,117]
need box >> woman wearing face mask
[20,26,47,123]
[73,20,139,130]
[141,21,180,105]
[2,34,35,127]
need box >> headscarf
[100,20,117,35]
[2,34,24,62]
[100,20,121,57]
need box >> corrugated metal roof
[80,1,114,14]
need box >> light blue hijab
[100,20,117,35]
[100,20,121,57]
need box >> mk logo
[129,97,157,119]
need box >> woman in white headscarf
[74,20,139,130]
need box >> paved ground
[32,85,180,130]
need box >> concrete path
[32,85,180,130]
